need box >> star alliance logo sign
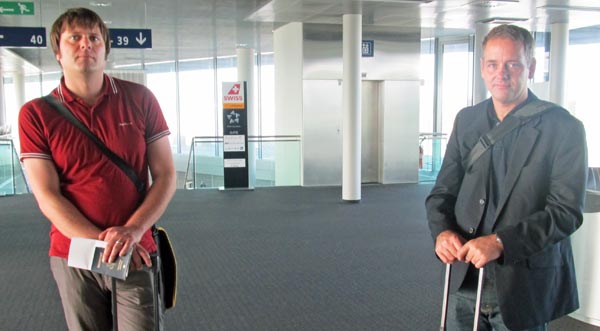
[227,110,240,124]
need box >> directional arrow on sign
[0,7,16,13]
[109,28,152,49]
[136,32,146,46]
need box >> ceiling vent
[471,0,519,8]
[477,17,528,24]
[540,5,600,12]
[89,1,112,7]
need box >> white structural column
[473,24,491,104]
[236,46,256,187]
[549,23,569,107]
[13,72,25,106]
[342,14,362,202]
[273,22,303,186]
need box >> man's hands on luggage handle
[435,230,504,268]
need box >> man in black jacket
[426,24,587,330]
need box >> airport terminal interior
[1,0,600,330]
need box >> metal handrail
[0,138,29,196]
[419,132,447,145]
[184,135,302,189]
[189,135,301,142]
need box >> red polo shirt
[19,75,170,258]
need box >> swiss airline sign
[222,83,245,109]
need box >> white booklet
[68,237,132,280]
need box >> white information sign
[224,134,246,152]
[224,158,246,168]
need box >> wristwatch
[495,234,503,246]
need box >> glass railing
[185,136,302,189]
[419,132,448,183]
[0,138,29,196]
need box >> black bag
[153,226,177,309]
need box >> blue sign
[362,40,374,57]
[0,26,46,47]
[109,28,152,49]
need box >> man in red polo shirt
[18,7,176,330]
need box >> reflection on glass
[440,42,472,136]
[0,139,29,196]
[185,136,301,189]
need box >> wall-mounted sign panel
[0,26,46,47]
[362,40,374,57]
[109,28,152,49]
[222,83,246,109]
[0,2,34,15]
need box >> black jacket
[426,93,587,330]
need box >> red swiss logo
[228,84,241,95]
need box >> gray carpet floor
[0,184,597,330]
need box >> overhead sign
[0,2,34,15]
[0,26,46,47]
[109,28,152,49]
[362,40,374,57]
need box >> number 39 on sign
[116,36,129,46]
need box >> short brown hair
[50,7,110,58]
[482,24,534,63]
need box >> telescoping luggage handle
[110,266,160,331]
[440,264,485,331]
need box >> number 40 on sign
[0,26,46,47]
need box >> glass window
[439,40,473,135]
[178,58,217,155]
[146,62,178,153]
[420,38,435,134]
[215,56,237,137]
[567,26,600,167]
[259,53,275,137]
[533,32,550,83]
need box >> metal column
[342,14,362,202]
[549,23,569,107]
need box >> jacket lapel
[494,121,540,221]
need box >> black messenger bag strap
[42,94,146,194]
[465,99,556,170]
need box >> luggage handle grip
[440,264,485,331]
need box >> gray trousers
[50,256,163,331]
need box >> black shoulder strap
[465,99,556,170]
[43,94,146,193]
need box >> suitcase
[440,264,485,331]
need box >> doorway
[302,79,381,186]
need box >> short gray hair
[482,24,534,63]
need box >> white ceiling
[1,0,600,74]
